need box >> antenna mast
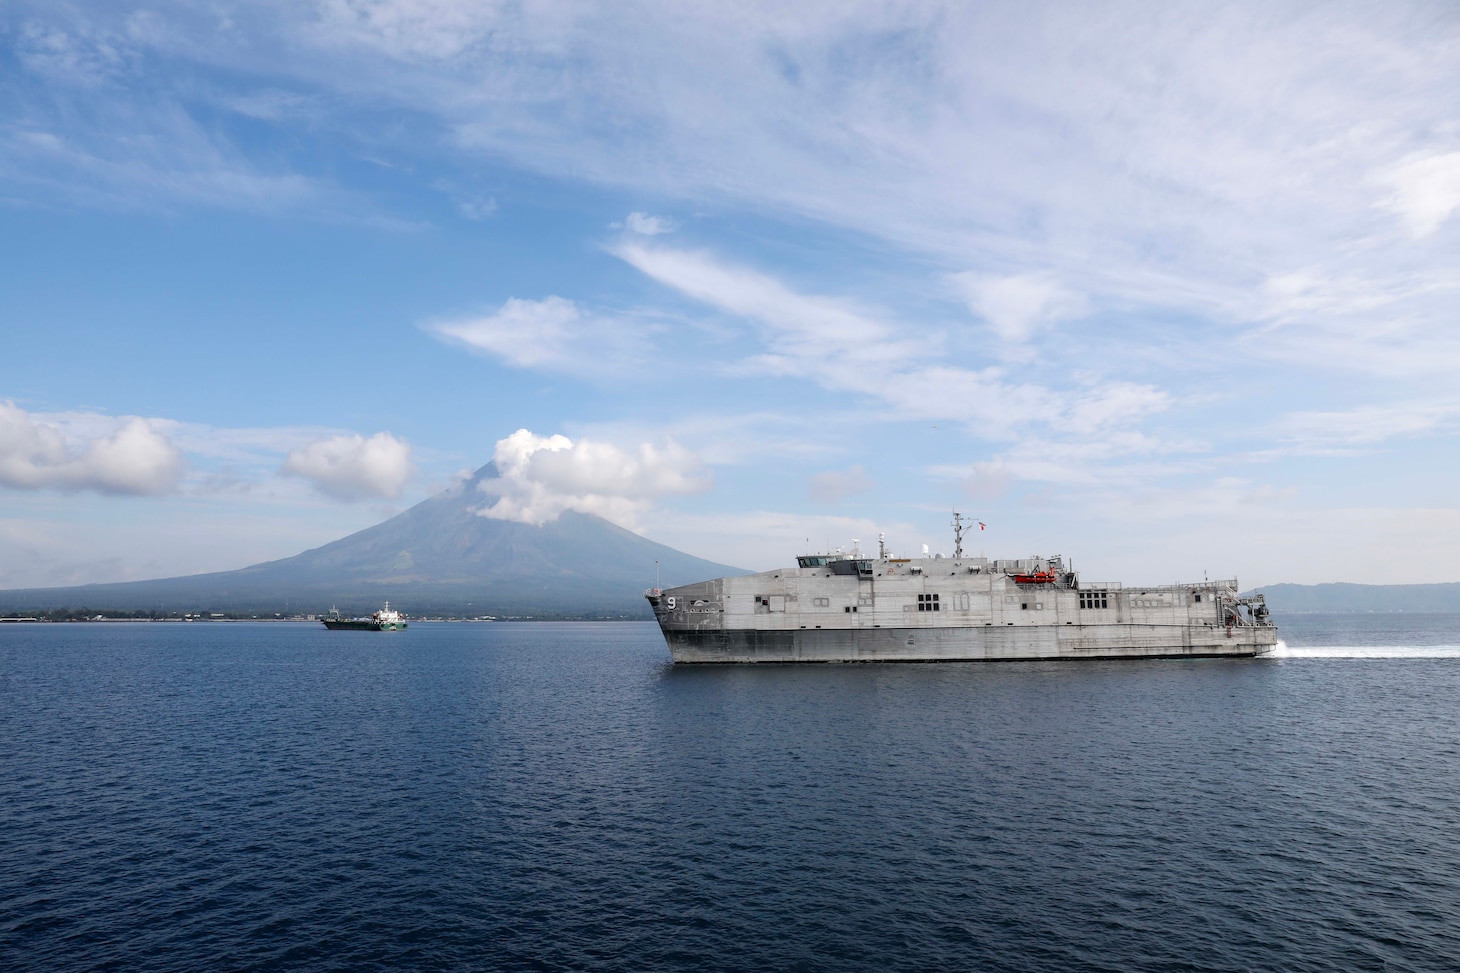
[951,511,966,559]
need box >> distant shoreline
[0,615,649,624]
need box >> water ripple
[3,619,1460,971]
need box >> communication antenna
[878,532,886,559]
[951,511,966,559]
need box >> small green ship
[322,602,408,631]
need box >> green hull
[322,619,407,631]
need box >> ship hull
[662,622,1275,664]
[322,619,407,631]
[647,552,1277,664]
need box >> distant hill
[0,464,745,618]
[1253,582,1460,613]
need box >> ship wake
[1266,640,1460,659]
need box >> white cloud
[954,272,1089,348]
[0,401,184,495]
[1276,400,1460,448]
[457,195,498,220]
[876,365,1056,433]
[475,428,711,527]
[16,22,127,87]
[429,296,580,367]
[962,459,1011,502]
[224,89,316,121]
[1380,150,1460,238]
[1065,382,1172,435]
[616,243,1176,443]
[1,112,320,216]
[808,465,872,504]
[306,0,511,61]
[281,431,415,500]
[16,2,1460,375]
[644,508,914,572]
[571,410,850,466]
[613,242,915,387]
[625,211,675,235]
[427,296,658,375]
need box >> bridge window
[1079,591,1109,610]
[917,593,940,612]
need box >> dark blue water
[4,616,1460,971]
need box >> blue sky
[3,0,1459,589]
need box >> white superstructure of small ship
[322,601,408,631]
[646,514,1276,663]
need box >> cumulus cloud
[281,431,415,500]
[476,428,711,527]
[0,401,184,495]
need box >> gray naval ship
[646,514,1277,663]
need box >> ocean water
[3,614,1459,972]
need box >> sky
[3,0,1459,589]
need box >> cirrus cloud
[426,296,661,376]
[1380,150,1460,238]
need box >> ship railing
[1152,580,1239,592]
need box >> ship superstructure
[646,517,1275,663]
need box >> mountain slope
[1252,582,1460,613]
[0,465,744,616]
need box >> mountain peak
[0,471,745,616]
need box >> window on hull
[916,593,940,612]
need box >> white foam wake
[1264,640,1460,659]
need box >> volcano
[0,465,744,617]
